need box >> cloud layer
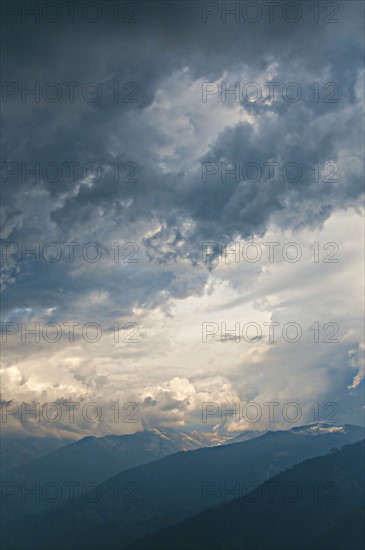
[1,1,364,437]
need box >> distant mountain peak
[290,423,351,435]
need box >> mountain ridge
[127,439,365,550]
[3,423,363,550]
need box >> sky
[1,0,364,439]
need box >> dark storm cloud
[2,0,363,315]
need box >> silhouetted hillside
[130,439,364,550]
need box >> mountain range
[128,439,364,549]
[1,427,222,520]
[2,423,363,550]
